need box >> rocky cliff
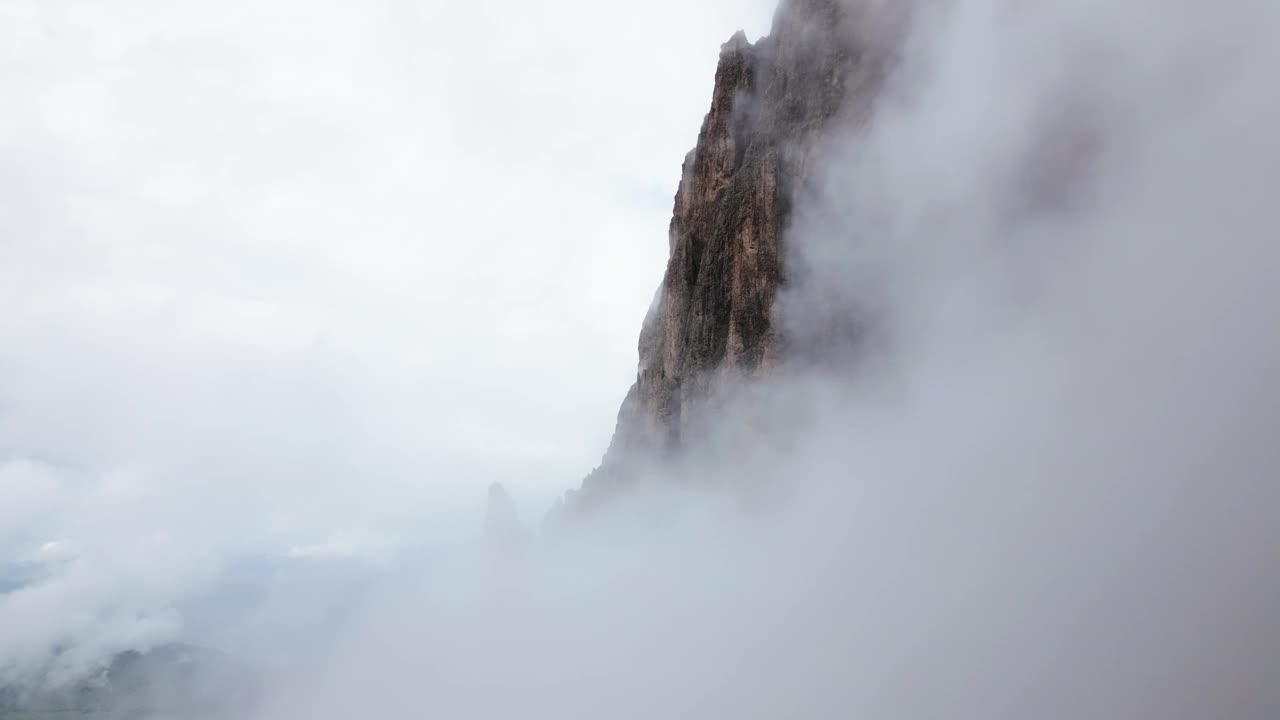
[562,0,894,512]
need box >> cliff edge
[563,0,892,513]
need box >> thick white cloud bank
[0,0,774,675]
[3,0,1280,717]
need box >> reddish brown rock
[568,0,895,510]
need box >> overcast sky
[0,0,778,562]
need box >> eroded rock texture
[568,0,894,509]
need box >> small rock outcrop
[483,483,524,544]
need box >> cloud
[4,0,1280,717]
[0,0,776,675]
[258,0,1280,716]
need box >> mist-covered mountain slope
[0,644,260,720]
[556,0,896,513]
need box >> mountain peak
[484,482,523,543]
[555,0,893,516]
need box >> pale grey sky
[0,0,777,564]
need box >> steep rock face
[570,0,891,508]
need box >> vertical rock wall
[568,0,894,509]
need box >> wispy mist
[4,0,1279,717]
[0,0,776,682]
[262,1,1280,716]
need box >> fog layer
[8,0,1280,717]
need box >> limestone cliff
[566,0,894,510]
